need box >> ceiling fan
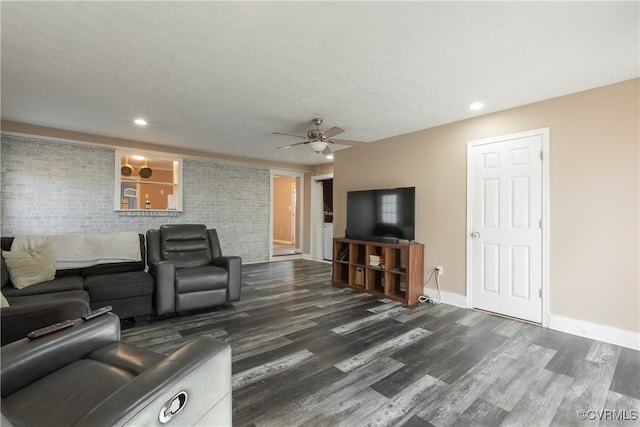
[273,118,366,155]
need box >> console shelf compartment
[332,238,424,305]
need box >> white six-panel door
[469,131,544,323]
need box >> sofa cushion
[91,295,152,319]
[175,266,229,293]
[84,271,154,302]
[1,255,8,288]
[6,290,90,307]
[1,291,9,308]
[2,244,56,289]
[82,260,144,277]
[1,276,85,298]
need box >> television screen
[346,187,415,241]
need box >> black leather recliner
[1,313,232,426]
[146,224,242,315]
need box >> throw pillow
[0,291,9,308]
[2,244,56,289]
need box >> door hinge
[539,219,542,229]
[539,289,542,298]
[540,150,543,160]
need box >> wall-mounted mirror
[114,150,183,211]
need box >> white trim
[270,254,301,261]
[269,172,274,259]
[270,169,304,262]
[301,253,332,264]
[466,128,550,326]
[310,178,322,260]
[549,314,640,351]
[310,173,334,261]
[541,128,551,327]
[422,288,469,308]
[242,259,270,265]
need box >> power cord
[418,268,442,304]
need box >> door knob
[471,232,481,239]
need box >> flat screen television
[346,187,415,242]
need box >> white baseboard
[421,289,639,350]
[242,259,269,265]
[309,263,640,350]
[423,287,468,308]
[549,314,640,351]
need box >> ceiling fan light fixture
[307,140,328,153]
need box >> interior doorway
[271,170,303,259]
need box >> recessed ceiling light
[134,118,147,126]
[469,102,484,111]
[326,153,334,160]
[132,155,145,160]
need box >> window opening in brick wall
[115,150,183,212]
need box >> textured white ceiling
[1,1,638,165]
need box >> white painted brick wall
[1,136,270,262]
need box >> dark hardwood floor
[121,260,640,426]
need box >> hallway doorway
[271,170,303,259]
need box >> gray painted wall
[0,135,270,262]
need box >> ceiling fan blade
[322,127,345,138]
[329,139,367,147]
[277,141,309,150]
[322,146,332,155]
[273,131,307,139]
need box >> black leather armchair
[1,313,232,426]
[146,224,242,315]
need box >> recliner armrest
[154,261,177,315]
[1,314,120,397]
[145,229,162,277]
[212,256,242,302]
[147,228,179,314]
[1,298,90,346]
[75,337,232,427]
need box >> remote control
[81,305,113,321]
[27,319,74,339]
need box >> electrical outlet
[436,266,444,276]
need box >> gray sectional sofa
[1,234,154,345]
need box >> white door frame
[310,173,334,261]
[466,128,550,326]
[291,181,297,245]
[270,169,305,261]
